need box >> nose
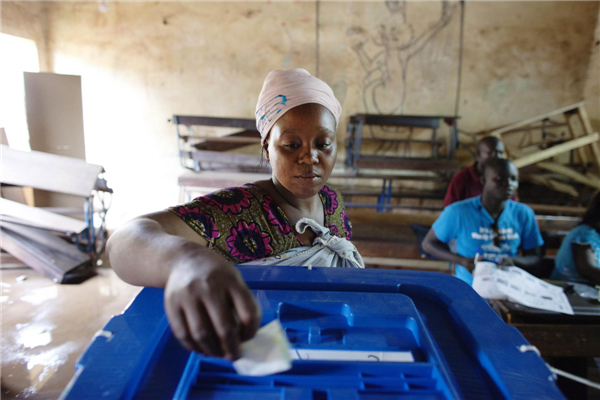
[298,145,319,165]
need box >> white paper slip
[473,262,574,315]
[233,319,292,377]
[290,349,414,363]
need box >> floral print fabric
[168,184,352,264]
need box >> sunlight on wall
[0,34,40,151]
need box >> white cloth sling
[241,218,364,269]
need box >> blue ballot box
[60,266,565,400]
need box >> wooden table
[491,283,600,399]
[491,287,600,358]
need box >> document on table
[473,262,574,315]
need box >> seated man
[444,136,513,207]
[423,158,544,285]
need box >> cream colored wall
[1,1,598,227]
[1,1,51,71]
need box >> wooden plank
[0,198,87,233]
[564,115,589,165]
[577,105,600,168]
[1,145,103,197]
[362,256,449,271]
[0,227,91,283]
[536,161,600,189]
[178,171,270,188]
[511,132,599,168]
[347,208,578,233]
[490,102,584,137]
[188,150,263,167]
[173,115,256,130]
[355,156,458,172]
[511,324,600,357]
[189,136,261,144]
[1,221,89,263]
[24,73,90,208]
[527,204,585,216]
[522,175,578,197]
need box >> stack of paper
[473,262,574,315]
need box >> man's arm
[573,243,600,285]
[499,247,543,271]
[422,228,475,271]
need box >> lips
[296,173,320,179]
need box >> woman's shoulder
[169,184,264,217]
[569,224,600,243]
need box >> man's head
[476,137,505,174]
[482,158,519,202]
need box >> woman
[551,191,600,285]
[107,69,363,362]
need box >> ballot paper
[290,349,414,362]
[233,319,292,376]
[233,320,416,376]
[473,262,574,315]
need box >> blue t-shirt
[432,196,544,285]
[551,224,600,283]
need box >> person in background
[423,158,544,285]
[551,190,600,285]
[444,136,516,207]
[107,68,363,361]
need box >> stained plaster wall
[584,5,600,133]
[1,1,51,71]
[1,1,598,228]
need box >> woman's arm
[107,211,261,360]
[573,243,600,285]
[422,228,475,271]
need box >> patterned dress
[168,184,352,264]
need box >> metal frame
[346,114,459,169]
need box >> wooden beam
[522,175,578,197]
[0,198,87,233]
[536,161,600,189]
[1,145,103,197]
[511,132,599,168]
[577,105,600,169]
[490,102,584,137]
[565,115,589,165]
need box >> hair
[581,190,600,227]
[481,157,514,179]
[476,136,502,155]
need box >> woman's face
[265,103,337,199]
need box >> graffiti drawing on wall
[347,0,457,115]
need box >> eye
[285,143,300,149]
[317,142,331,149]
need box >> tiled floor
[1,262,141,399]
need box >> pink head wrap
[255,68,342,145]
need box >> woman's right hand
[164,244,262,360]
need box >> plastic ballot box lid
[60,266,565,400]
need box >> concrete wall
[2,1,598,227]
